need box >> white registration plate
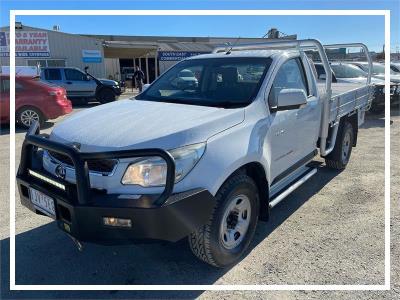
[29,187,56,218]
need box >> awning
[103,41,158,58]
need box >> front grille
[48,151,118,174]
[391,85,400,95]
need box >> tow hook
[67,234,84,252]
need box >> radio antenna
[226,36,241,55]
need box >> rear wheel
[325,120,354,170]
[188,174,259,267]
[16,107,44,129]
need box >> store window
[27,59,66,67]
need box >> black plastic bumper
[374,85,400,106]
[16,122,215,243]
[112,86,122,96]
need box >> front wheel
[96,88,116,104]
[325,120,354,170]
[189,174,259,267]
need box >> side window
[0,79,23,95]
[44,69,62,80]
[0,79,10,93]
[315,64,325,78]
[268,58,309,107]
[65,69,87,81]
[16,82,24,91]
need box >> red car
[0,75,72,128]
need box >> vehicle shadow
[362,107,399,129]
[0,121,55,136]
[71,101,101,109]
[1,165,340,299]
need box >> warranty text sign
[0,31,50,57]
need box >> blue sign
[158,51,210,61]
[82,49,102,63]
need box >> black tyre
[325,120,354,170]
[97,88,116,104]
[189,174,260,267]
[16,106,44,129]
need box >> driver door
[266,57,319,184]
[63,68,97,98]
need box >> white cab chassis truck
[17,40,374,267]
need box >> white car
[391,62,400,73]
[314,62,384,84]
[170,69,199,90]
[17,40,374,267]
[351,61,400,84]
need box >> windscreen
[136,57,272,108]
[370,63,395,75]
[331,64,367,78]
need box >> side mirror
[275,88,307,111]
[84,66,89,74]
[319,73,326,80]
[142,84,150,92]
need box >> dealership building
[0,23,280,83]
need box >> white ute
[17,40,374,267]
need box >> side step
[269,168,317,209]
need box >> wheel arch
[16,105,45,121]
[344,112,358,147]
[95,85,116,96]
[220,161,270,221]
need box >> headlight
[121,143,206,187]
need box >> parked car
[0,75,72,128]
[350,62,400,112]
[351,61,400,83]
[17,40,374,267]
[171,69,199,89]
[391,62,400,73]
[1,66,40,77]
[40,67,122,105]
[314,62,398,113]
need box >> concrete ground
[0,103,398,299]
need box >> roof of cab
[186,49,298,60]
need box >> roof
[186,49,297,60]
[157,42,214,52]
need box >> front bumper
[16,123,215,244]
[374,85,400,106]
[45,100,73,120]
[112,86,122,96]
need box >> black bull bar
[17,121,176,206]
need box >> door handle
[66,81,72,84]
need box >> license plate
[29,187,56,218]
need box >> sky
[0,0,399,53]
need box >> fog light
[103,217,132,228]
